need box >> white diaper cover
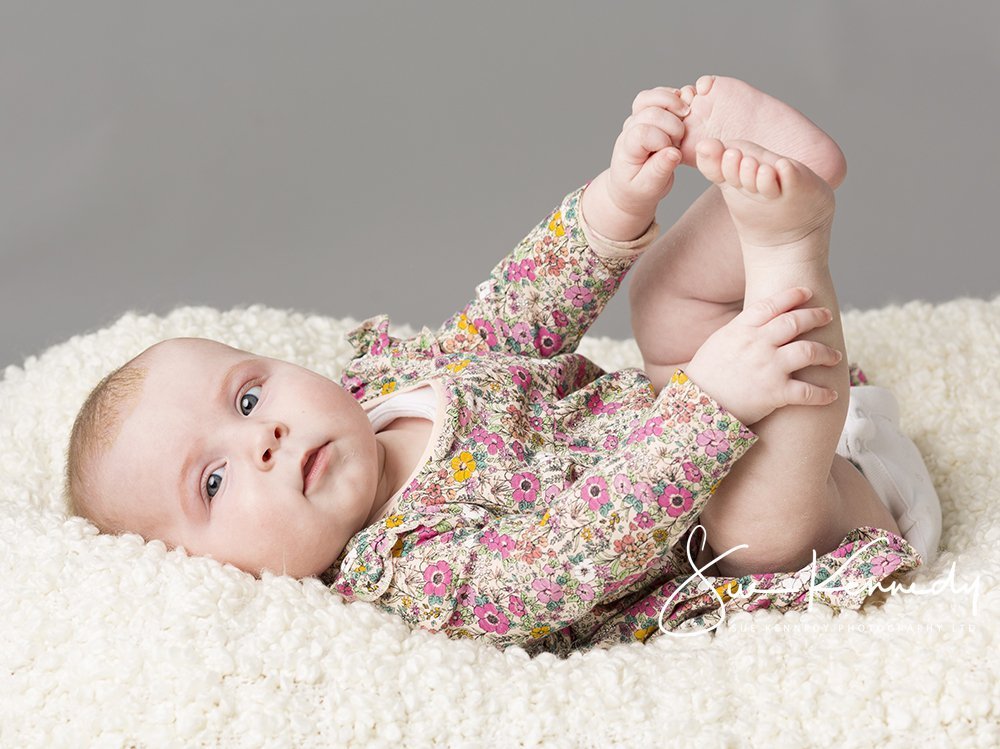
[835,385,943,566]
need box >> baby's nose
[256,423,287,465]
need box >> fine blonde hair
[64,360,148,534]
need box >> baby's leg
[691,138,898,577]
[629,75,847,394]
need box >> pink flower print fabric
[321,184,923,658]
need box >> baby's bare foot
[679,75,847,188]
[695,138,834,253]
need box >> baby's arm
[431,186,655,358]
[432,88,688,359]
[339,371,758,650]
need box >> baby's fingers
[622,107,685,145]
[780,339,844,373]
[764,305,835,345]
[739,286,814,327]
[630,87,691,118]
[784,377,839,407]
[616,123,678,167]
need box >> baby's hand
[682,287,843,426]
[605,87,689,221]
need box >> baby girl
[65,76,941,657]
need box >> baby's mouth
[301,442,332,494]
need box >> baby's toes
[756,162,781,199]
[694,138,726,184]
[739,155,760,194]
[721,146,745,188]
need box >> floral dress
[320,183,922,658]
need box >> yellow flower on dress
[381,381,397,395]
[390,538,404,557]
[451,451,476,482]
[402,596,413,608]
[355,564,367,574]
[457,313,478,337]
[670,370,689,385]
[652,528,667,544]
[538,510,551,526]
[581,527,593,541]
[714,579,740,604]
[633,626,657,643]
[446,359,471,373]
[385,514,404,528]
[548,212,566,237]
[531,625,551,639]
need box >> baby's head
[65,337,382,578]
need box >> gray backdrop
[2,1,998,370]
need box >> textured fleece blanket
[1,298,998,748]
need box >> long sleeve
[432,183,660,358]
[349,370,758,650]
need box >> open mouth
[301,442,332,494]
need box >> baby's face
[98,337,381,578]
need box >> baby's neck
[364,418,433,526]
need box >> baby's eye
[206,467,225,499]
[239,385,262,416]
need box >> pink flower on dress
[627,416,664,444]
[370,331,391,356]
[456,584,475,608]
[682,461,703,483]
[587,393,606,415]
[832,542,856,558]
[635,511,654,529]
[696,429,731,458]
[471,426,489,443]
[341,375,365,401]
[512,472,540,504]
[481,529,516,560]
[423,560,452,597]
[508,595,526,617]
[484,432,505,455]
[870,553,901,577]
[612,473,632,495]
[551,309,568,327]
[511,440,525,462]
[533,578,564,605]
[475,603,511,634]
[510,322,533,346]
[448,610,465,628]
[508,365,531,391]
[577,583,595,602]
[507,258,537,283]
[534,327,563,357]
[581,476,610,510]
[475,318,498,347]
[658,484,694,517]
[603,434,619,450]
[633,481,654,505]
[565,284,593,308]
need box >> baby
[66,76,937,656]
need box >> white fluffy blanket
[2,298,998,747]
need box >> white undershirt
[365,385,437,433]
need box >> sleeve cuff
[578,192,661,259]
